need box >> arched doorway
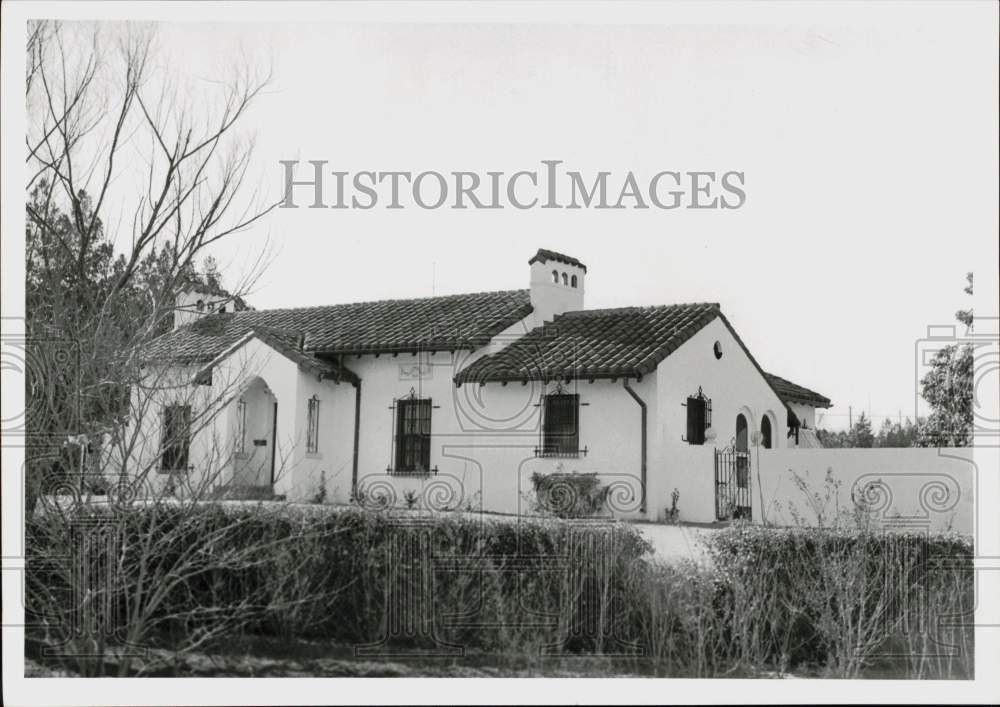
[735,413,749,452]
[232,377,278,487]
[714,413,754,521]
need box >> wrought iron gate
[714,444,752,521]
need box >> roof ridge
[557,302,720,318]
[227,287,530,317]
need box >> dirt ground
[631,523,717,564]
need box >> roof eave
[455,368,643,386]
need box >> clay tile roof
[455,302,720,383]
[764,373,832,408]
[144,289,533,364]
[528,248,587,273]
[192,328,360,386]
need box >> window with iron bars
[235,399,247,455]
[685,389,712,445]
[161,404,191,472]
[394,397,432,473]
[539,393,580,457]
[306,395,320,454]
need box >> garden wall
[754,448,975,533]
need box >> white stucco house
[136,249,831,523]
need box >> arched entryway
[735,413,749,452]
[232,377,278,487]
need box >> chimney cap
[528,248,587,273]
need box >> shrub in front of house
[25,505,973,678]
[530,471,610,518]
[704,525,974,677]
[25,503,652,673]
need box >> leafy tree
[815,411,894,448]
[918,273,973,446]
[848,412,875,448]
[26,184,243,489]
[874,417,921,448]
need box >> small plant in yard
[788,467,886,531]
[403,489,419,510]
[350,482,367,506]
[464,489,482,513]
[665,488,680,524]
[309,470,328,504]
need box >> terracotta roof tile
[765,373,832,408]
[454,304,806,429]
[528,248,587,272]
[455,302,720,383]
[145,289,532,363]
[191,328,360,386]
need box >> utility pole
[849,405,853,429]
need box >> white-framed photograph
[2,2,998,705]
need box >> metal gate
[714,444,752,521]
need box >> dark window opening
[685,392,711,445]
[235,399,247,454]
[551,270,559,283]
[395,398,432,472]
[541,393,579,456]
[571,274,578,288]
[306,395,320,453]
[161,404,191,471]
[761,416,773,449]
[713,341,723,359]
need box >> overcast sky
[108,16,997,429]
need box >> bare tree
[23,20,311,675]
[25,20,277,513]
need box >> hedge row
[26,505,974,677]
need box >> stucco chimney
[528,249,586,327]
[174,289,229,330]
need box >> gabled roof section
[455,302,720,383]
[192,328,359,386]
[454,302,802,427]
[765,373,832,409]
[145,289,533,363]
[528,248,587,273]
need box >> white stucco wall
[446,376,655,517]
[788,402,817,430]
[349,313,806,523]
[289,362,356,502]
[651,316,792,523]
[132,313,854,526]
[754,447,975,534]
[129,337,355,500]
[528,259,585,327]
